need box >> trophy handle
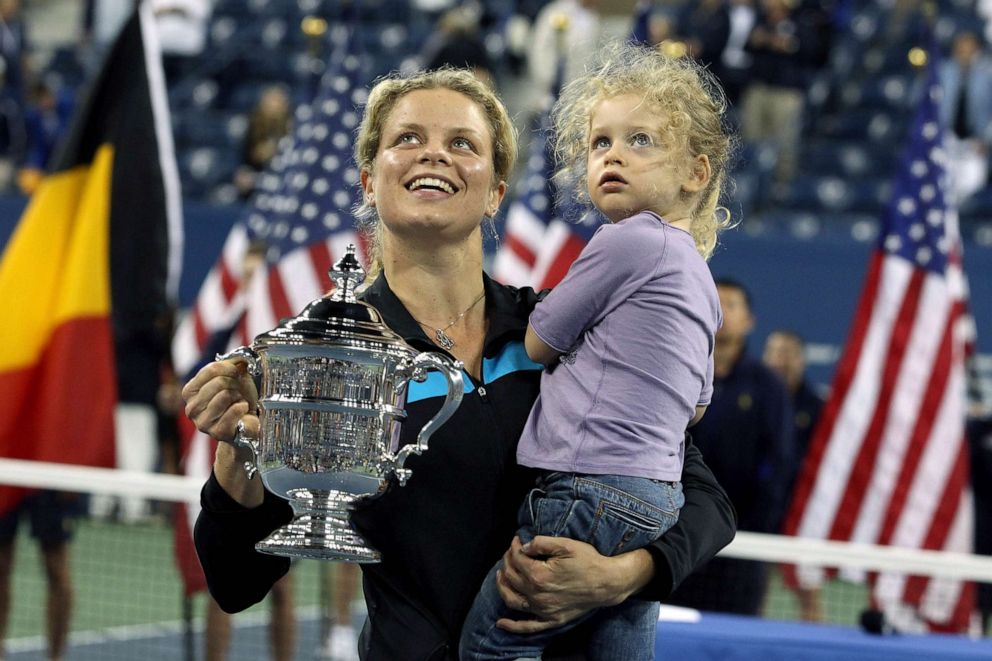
[215,347,262,480]
[215,346,261,378]
[390,353,464,485]
[232,419,261,480]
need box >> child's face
[586,93,704,226]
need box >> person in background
[967,413,992,635]
[234,84,291,200]
[762,328,825,622]
[762,329,823,491]
[420,6,495,88]
[318,563,361,661]
[716,0,756,106]
[938,30,992,205]
[527,0,603,107]
[674,0,731,73]
[668,278,794,616]
[740,0,827,185]
[0,490,82,661]
[16,77,73,195]
[207,573,295,661]
[0,0,31,185]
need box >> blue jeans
[460,472,684,661]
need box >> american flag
[782,47,975,632]
[492,64,598,290]
[170,30,370,594]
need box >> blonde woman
[183,67,735,661]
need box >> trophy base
[255,489,381,562]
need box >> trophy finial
[329,244,365,302]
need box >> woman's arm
[194,471,293,613]
[640,433,737,597]
[496,433,736,630]
[183,358,292,611]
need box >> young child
[460,41,735,661]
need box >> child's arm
[525,323,561,365]
[689,405,707,427]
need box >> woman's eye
[397,133,420,144]
[452,137,473,150]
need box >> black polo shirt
[195,272,736,661]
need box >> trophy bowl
[220,245,464,562]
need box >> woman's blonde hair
[353,68,518,277]
[552,41,736,259]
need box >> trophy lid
[251,245,408,351]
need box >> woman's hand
[182,359,264,507]
[182,359,258,442]
[494,535,655,633]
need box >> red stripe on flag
[193,309,209,351]
[828,268,926,541]
[311,241,334,293]
[268,268,294,323]
[538,232,587,290]
[902,441,969,602]
[219,260,239,302]
[876,300,958,546]
[505,233,537,269]
[783,251,885,537]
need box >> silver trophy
[219,245,464,562]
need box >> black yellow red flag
[0,4,182,513]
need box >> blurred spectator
[740,0,828,185]
[762,328,825,622]
[0,490,83,661]
[939,30,992,205]
[16,77,74,195]
[675,0,731,72]
[527,0,603,106]
[234,85,291,200]
[717,0,757,105]
[762,329,823,490]
[668,278,795,616]
[968,414,992,635]
[152,0,213,86]
[0,0,30,178]
[318,564,361,661]
[207,574,295,661]
[83,0,133,54]
[421,6,495,87]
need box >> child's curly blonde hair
[552,41,736,259]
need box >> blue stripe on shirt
[406,342,544,403]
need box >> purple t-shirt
[516,211,722,481]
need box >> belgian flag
[0,4,182,513]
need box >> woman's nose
[418,141,452,164]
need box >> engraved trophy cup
[220,245,464,562]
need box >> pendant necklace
[411,290,486,351]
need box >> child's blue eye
[630,133,652,147]
[592,136,610,150]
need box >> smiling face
[360,88,506,244]
[586,93,707,226]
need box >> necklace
[411,290,486,351]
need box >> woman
[183,68,736,661]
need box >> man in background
[669,278,795,615]
[763,328,826,621]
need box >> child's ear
[682,154,711,194]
